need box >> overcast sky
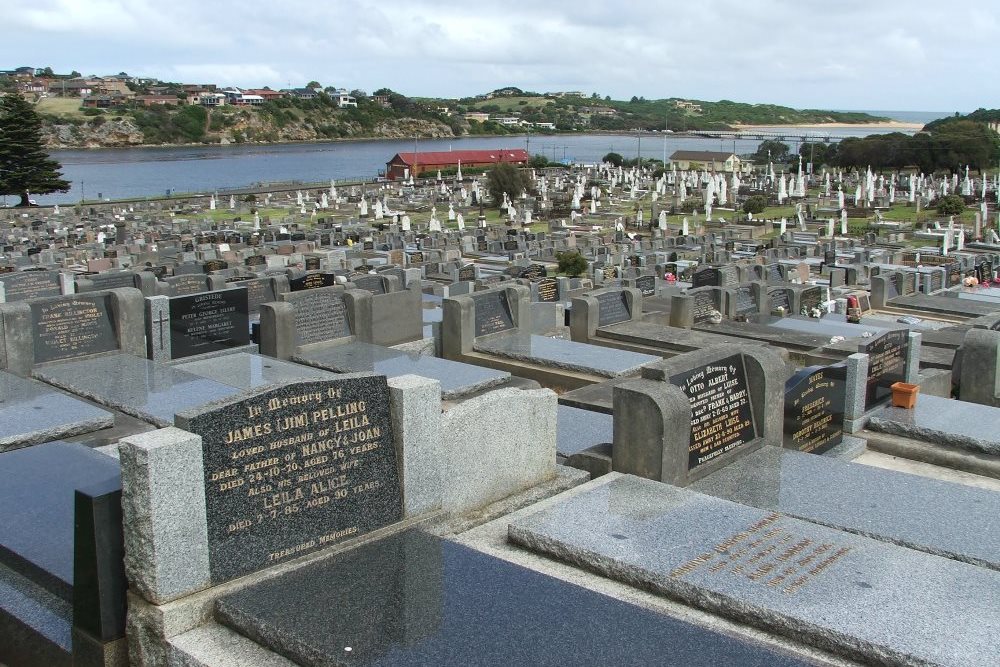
[6,0,996,112]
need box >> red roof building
[385,149,529,180]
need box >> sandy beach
[733,121,925,131]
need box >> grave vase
[890,381,919,409]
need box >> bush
[603,152,624,167]
[935,194,966,216]
[486,163,532,206]
[556,251,588,277]
[743,195,768,215]
[82,107,102,116]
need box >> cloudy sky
[6,0,996,112]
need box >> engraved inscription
[668,513,852,595]
[784,364,845,454]
[0,271,62,302]
[861,329,908,408]
[536,277,559,303]
[290,290,351,345]
[170,289,250,359]
[31,296,118,363]
[596,291,631,327]
[183,377,401,583]
[671,355,757,470]
[473,291,515,337]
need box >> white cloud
[4,0,997,110]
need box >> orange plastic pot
[890,382,919,409]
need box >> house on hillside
[385,149,530,180]
[189,92,226,107]
[669,150,743,172]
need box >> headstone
[860,330,909,409]
[595,291,632,327]
[471,291,515,337]
[783,364,846,454]
[159,288,251,360]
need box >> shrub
[743,195,768,215]
[935,194,966,216]
[556,251,588,277]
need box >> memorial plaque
[634,275,656,297]
[30,296,118,364]
[596,291,631,327]
[169,288,251,359]
[87,271,139,291]
[885,274,900,299]
[168,274,210,296]
[670,355,757,470]
[477,241,488,252]
[362,241,375,251]
[733,287,756,316]
[472,291,515,337]
[601,266,618,281]
[203,260,228,273]
[768,288,790,312]
[783,364,846,454]
[0,270,62,302]
[928,272,943,292]
[799,287,823,313]
[947,263,962,287]
[857,293,871,312]
[503,240,520,251]
[860,329,909,409]
[517,264,547,281]
[536,277,559,303]
[304,257,321,271]
[901,272,917,296]
[692,290,718,323]
[719,267,739,289]
[691,267,720,289]
[245,255,267,268]
[227,276,276,313]
[408,252,424,264]
[289,272,337,292]
[351,275,387,295]
[289,290,352,346]
[458,264,476,282]
[176,377,401,582]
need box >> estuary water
[28,121,939,205]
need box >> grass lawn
[471,97,554,112]
[36,97,88,119]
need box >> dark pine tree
[0,94,70,206]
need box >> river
[27,124,933,205]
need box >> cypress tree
[0,94,70,206]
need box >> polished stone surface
[175,352,335,390]
[0,441,120,600]
[557,405,613,457]
[768,316,888,339]
[294,342,509,400]
[176,378,401,584]
[867,394,1000,455]
[34,353,240,427]
[692,446,1000,570]
[475,333,658,378]
[0,371,114,450]
[216,530,815,667]
[510,474,1000,667]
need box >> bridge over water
[687,130,845,143]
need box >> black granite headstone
[691,267,721,289]
[536,277,559,303]
[0,270,62,302]
[670,354,757,470]
[30,295,119,364]
[169,288,251,359]
[289,272,337,292]
[692,290,719,324]
[176,377,401,583]
[860,329,909,409]
[596,291,631,327]
[458,264,476,282]
[783,363,846,455]
[472,291,515,337]
[634,275,656,297]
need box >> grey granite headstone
[693,446,1000,571]
[510,473,1000,667]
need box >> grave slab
[175,352,335,390]
[867,394,1000,456]
[0,371,114,451]
[509,474,1000,667]
[215,529,815,667]
[0,441,120,601]
[692,446,1000,570]
[294,342,509,400]
[34,354,240,427]
[557,404,614,457]
[474,332,659,378]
